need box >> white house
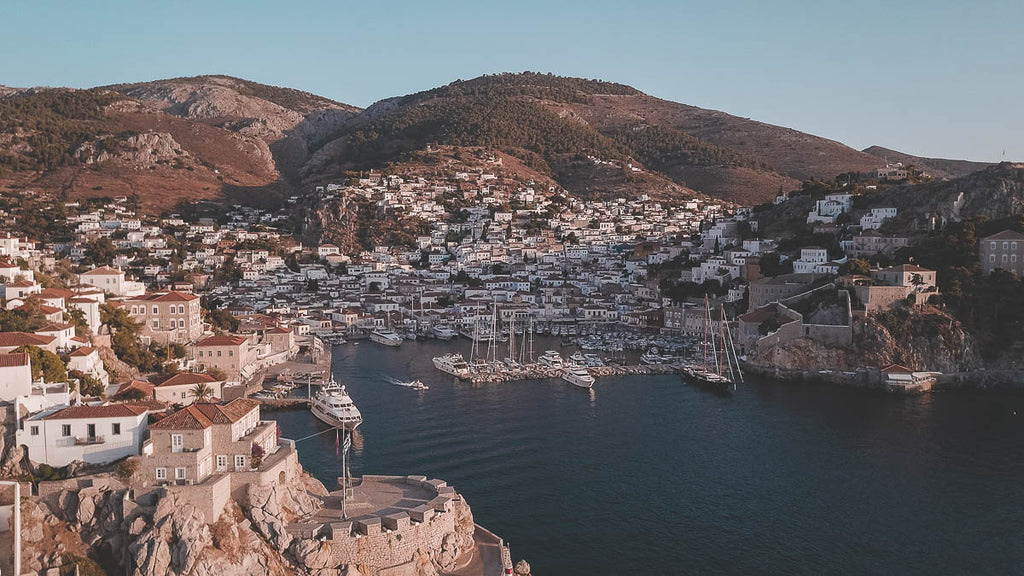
[16,403,148,467]
[0,353,32,402]
[78,266,145,297]
[859,207,898,230]
[793,247,830,274]
[153,372,225,405]
[66,346,110,387]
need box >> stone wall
[288,475,475,576]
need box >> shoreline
[741,362,1024,394]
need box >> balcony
[56,436,105,447]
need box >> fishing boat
[310,376,362,430]
[682,296,743,394]
[432,352,471,378]
[370,328,403,347]
[561,366,595,388]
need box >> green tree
[14,345,67,382]
[84,237,117,266]
[189,382,215,403]
[840,258,872,276]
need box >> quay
[464,362,687,384]
[258,397,310,410]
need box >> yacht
[568,351,587,366]
[432,353,471,378]
[562,366,596,389]
[409,380,429,391]
[310,376,362,430]
[432,324,458,340]
[538,350,564,368]
[370,329,403,347]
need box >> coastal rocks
[290,538,334,571]
[129,496,212,576]
[243,470,326,551]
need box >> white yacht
[432,353,471,378]
[538,350,564,368]
[432,324,458,340]
[370,329,403,347]
[310,377,362,430]
[568,351,587,366]
[562,366,595,388]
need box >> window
[216,455,227,471]
[228,350,233,357]
[990,255,996,262]
[30,425,39,436]
[175,467,186,480]
[234,455,246,470]
[152,319,159,329]
[217,350,222,357]
[1013,242,1019,250]
[991,242,997,249]
[152,306,159,315]
[156,467,167,480]
[1003,242,1009,250]
[61,424,71,437]
[199,460,206,477]
[171,434,183,453]
[181,392,186,399]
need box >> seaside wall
[289,475,475,576]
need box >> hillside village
[0,151,1021,573]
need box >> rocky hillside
[304,72,897,205]
[862,145,993,180]
[0,72,996,211]
[0,77,360,213]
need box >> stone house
[125,291,203,344]
[145,399,276,486]
[979,230,1024,275]
[192,335,257,382]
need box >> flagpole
[342,426,348,520]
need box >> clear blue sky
[3,0,1021,162]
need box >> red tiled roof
[983,230,1024,241]
[194,398,260,424]
[36,322,75,333]
[156,372,219,387]
[881,363,914,374]
[6,280,35,287]
[80,266,123,276]
[0,332,55,347]
[114,380,155,397]
[67,346,97,357]
[196,335,248,347]
[151,405,213,430]
[0,352,29,368]
[128,291,198,303]
[43,404,148,420]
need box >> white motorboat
[538,350,564,368]
[432,324,458,340]
[568,351,587,366]
[370,329,403,347]
[562,366,595,389]
[432,353,471,378]
[310,376,362,430]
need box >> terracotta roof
[43,404,148,420]
[194,398,260,424]
[0,332,55,347]
[0,352,29,368]
[114,380,155,397]
[6,280,35,287]
[151,405,213,430]
[156,372,219,387]
[81,266,123,276]
[36,322,75,333]
[128,291,198,303]
[196,335,248,347]
[881,363,914,374]
[67,346,97,357]
[38,288,73,299]
[983,230,1024,241]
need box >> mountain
[0,76,360,213]
[303,73,903,205]
[0,72,996,212]
[861,145,994,180]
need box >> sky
[2,0,1021,162]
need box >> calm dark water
[267,338,1024,575]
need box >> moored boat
[310,376,362,430]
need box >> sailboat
[683,296,743,394]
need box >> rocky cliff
[752,306,980,373]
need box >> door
[87,424,97,441]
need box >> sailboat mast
[508,314,515,361]
[720,304,735,382]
